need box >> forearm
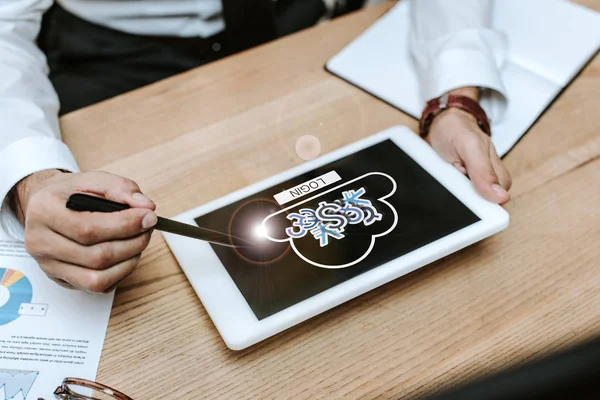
[407,0,507,121]
[408,0,511,204]
[0,0,79,238]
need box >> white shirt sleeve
[0,0,80,240]
[407,0,508,122]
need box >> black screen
[195,139,480,320]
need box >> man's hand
[426,88,512,205]
[11,170,157,293]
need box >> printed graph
[0,369,38,400]
[0,269,33,326]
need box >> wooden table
[60,2,600,398]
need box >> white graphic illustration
[261,172,398,269]
[285,187,384,247]
[18,303,48,317]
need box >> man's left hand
[426,106,512,205]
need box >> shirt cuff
[0,136,80,241]
[422,45,508,124]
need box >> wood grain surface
[58,1,600,399]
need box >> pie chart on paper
[0,268,33,326]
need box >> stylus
[66,193,252,248]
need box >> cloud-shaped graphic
[261,172,397,269]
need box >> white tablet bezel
[162,126,509,350]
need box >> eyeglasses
[39,377,133,400]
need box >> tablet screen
[195,139,480,320]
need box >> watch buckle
[439,93,449,109]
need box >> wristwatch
[419,93,491,139]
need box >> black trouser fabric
[37,2,325,115]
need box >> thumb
[71,171,156,210]
[460,139,510,204]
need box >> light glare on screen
[254,224,268,239]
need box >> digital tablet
[162,126,509,350]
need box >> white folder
[326,0,600,156]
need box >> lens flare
[295,135,321,161]
[254,224,268,239]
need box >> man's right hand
[11,170,157,293]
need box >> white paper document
[326,0,600,157]
[0,228,113,400]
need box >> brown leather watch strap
[419,93,491,139]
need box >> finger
[103,274,131,294]
[33,195,157,245]
[489,145,512,191]
[68,171,155,210]
[42,254,142,293]
[50,276,76,290]
[459,136,510,204]
[452,161,468,175]
[28,227,152,270]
